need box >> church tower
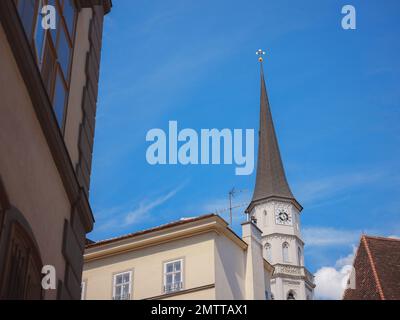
[246,51,315,300]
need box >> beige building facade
[83,215,274,300]
[0,0,111,299]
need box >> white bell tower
[246,52,315,300]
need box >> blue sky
[88,0,400,283]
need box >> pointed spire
[246,58,301,213]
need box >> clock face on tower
[275,209,292,226]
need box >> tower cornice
[246,195,303,213]
[271,264,315,288]
[262,233,305,246]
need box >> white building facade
[248,200,314,300]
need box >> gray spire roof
[246,64,301,212]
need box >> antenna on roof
[228,188,246,226]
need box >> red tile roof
[343,235,400,300]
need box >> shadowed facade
[0,0,111,299]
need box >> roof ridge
[362,235,385,300]
[363,235,400,242]
[87,214,216,248]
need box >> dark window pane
[115,275,123,285]
[41,37,56,94]
[53,70,66,127]
[63,0,76,36]
[48,0,58,45]
[123,273,130,283]
[57,23,71,80]
[18,0,36,38]
[122,284,129,295]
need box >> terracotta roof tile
[364,235,400,300]
[343,235,400,300]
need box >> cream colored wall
[162,288,215,300]
[241,222,266,300]
[264,266,272,299]
[0,24,71,299]
[64,8,93,167]
[83,232,216,300]
[214,233,246,300]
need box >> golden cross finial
[256,49,266,62]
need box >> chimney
[242,220,266,299]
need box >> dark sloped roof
[86,214,217,249]
[344,235,400,300]
[247,64,297,212]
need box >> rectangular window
[63,0,76,36]
[57,21,72,80]
[113,271,132,300]
[48,0,59,44]
[41,36,56,94]
[163,259,183,294]
[53,68,67,126]
[16,0,77,132]
[33,0,46,65]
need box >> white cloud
[303,227,361,247]
[124,184,184,225]
[314,247,356,300]
[314,265,353,300]
[93,183,186,233]
[294,171,385,206]
[335,247,357,268]
[124,184,183,226]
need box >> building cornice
[264,259,274,273]
[262,233,305,246]
[84,215,248,262]
[145,284,215,300]
[271,263,315,288]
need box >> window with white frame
[163,259,183,293]
[113,271,132,300]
